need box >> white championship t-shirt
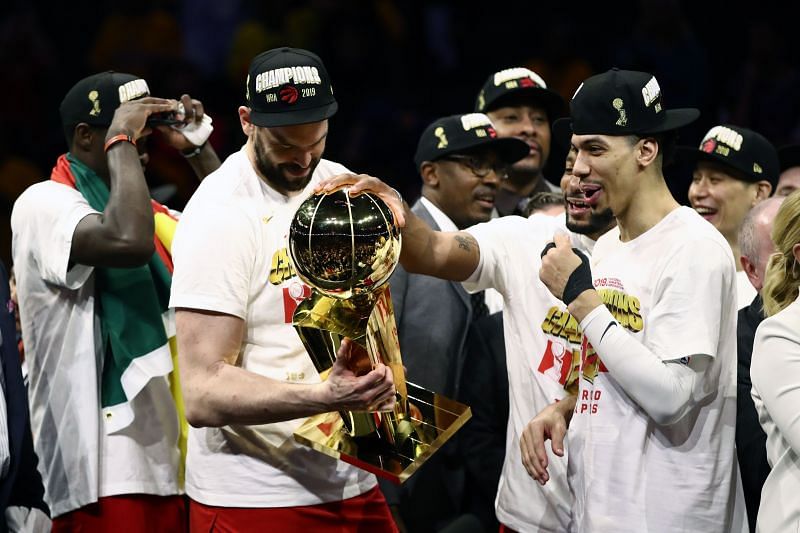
[465,214,592,532]
[569,206,740,532]
[11,181,180,517]
[169,148,376,507]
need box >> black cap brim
[421,136,529,168]
[568,107,700,136]
[637,108,700,134]
[778,145,800,172]
[249,101,338,127]
[486,88,565,120]
[483,137,531,164]
[674,147,761,183]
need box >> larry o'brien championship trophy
[288,189,471,483]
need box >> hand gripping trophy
[288,188,471,483]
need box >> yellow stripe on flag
[154,211,178,253]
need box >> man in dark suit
[736,196,784,531]
[383,113,528,532]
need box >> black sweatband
[540,241,556,258]
[562,247,593,305]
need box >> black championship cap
[778,144,800,173]
[246,47,337,127]
[678,125,779,186]
[559,68,699,136]
[414,113,529,169]
[60,71,150,128]
[475,67,564,120]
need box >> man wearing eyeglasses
[380,113,528,532]
[475,68,565,216]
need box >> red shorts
[188,486,398,533]
[52,494,187,533]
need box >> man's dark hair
[522,191,563,217]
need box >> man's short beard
[253,137,320,193]
[566,207,615,237]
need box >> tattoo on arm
[454,234,477,252]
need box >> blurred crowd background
[1,0,798,266]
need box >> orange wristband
[104,134,136,153]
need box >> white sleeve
[581,305,708,425]
[5,506,51,533]
[751,314,800,454]
[169,203,257,319]
[11,183,98,289]
[646,238,734,361]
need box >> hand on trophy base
[320,338,396,413]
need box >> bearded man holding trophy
[168,46,470,533]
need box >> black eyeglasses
[440,154,508,178]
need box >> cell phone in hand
[147,102,186,127]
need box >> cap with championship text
[60,71,150,129]
[414,113,529,169]
[678,125,779,186]
[246,47,337,127]
[557,68,699,136]
[475,67,564,120]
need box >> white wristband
[173,113,213,147]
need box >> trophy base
[293,381,471,484]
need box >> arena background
[1,0,798,267]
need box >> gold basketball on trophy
[289,188,400,299]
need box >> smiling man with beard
[168,47,400,532]
[558,140,617,246]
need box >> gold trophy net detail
[288,189,471,483]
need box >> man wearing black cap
[169,47,397,531]
[475,68,564,216]
[521,69,744,531]
[383,112,527,531]
[777,145,800,197]
[394,112,527,396]
[11,71,219,531]
[684,124,778,308]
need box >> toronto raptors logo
[283,281,311,323]
[519,77,538,88]
[487,126,497,138]
[279,85,299,104]
[701,138,717,154]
